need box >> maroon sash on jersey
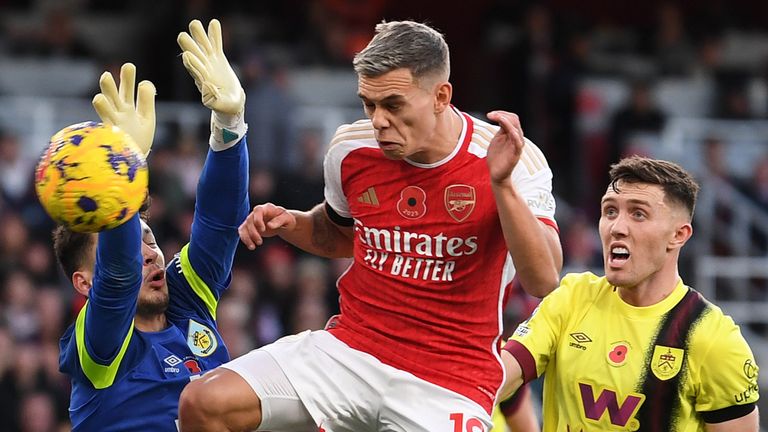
[635,288,707,431]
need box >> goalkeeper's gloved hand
[92,63,156,158]
[177,19,246,151]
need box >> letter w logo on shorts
[578,383,645,428]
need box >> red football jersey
[323,108,557,413]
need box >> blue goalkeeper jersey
[59,138,249,431]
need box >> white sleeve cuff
[209,110,247,151]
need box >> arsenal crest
[650,345,684,380]
[444,184,476,222]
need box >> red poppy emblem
[397,186,427,219]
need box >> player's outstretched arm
[178,18,246,151]
[174,19,250,300]
[239,202,354,258]
[92,63,156,157]
[486,110,562,298]
[71,65,153,384]
[76,214,143,388]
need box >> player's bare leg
[178,368,262,431]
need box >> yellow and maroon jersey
[505,272,759,431]
[323,107,557,412]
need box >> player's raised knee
[179,376,226,430]
[179,368,263,431]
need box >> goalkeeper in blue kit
[56,19,249,431]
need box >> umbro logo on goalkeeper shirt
[163,355,183,373]
[164,355,182,366]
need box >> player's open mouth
[610,246,630,265]
[145,269,166,287]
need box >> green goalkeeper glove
[92,63,156,158]
[178,19,246,151]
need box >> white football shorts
[222,329,492,432]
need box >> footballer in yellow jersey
[500,156,759,431]
[506,272,758,431]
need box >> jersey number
[450,413,485,432]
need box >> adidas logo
[357,187,379,207]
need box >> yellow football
[35,122,148,233]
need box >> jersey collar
[613,279,688,320]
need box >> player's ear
[668,221,692,251]
[72,270,93,297]
[434,81,452,114]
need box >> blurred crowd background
[1,0,768,430]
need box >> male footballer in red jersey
[179,20,562,432]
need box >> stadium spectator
[607,79,666,168]
[20,241,57,286]
[272,128,326,211]
[6,7,93,59]
[3,270,38,342]
[18,391,57,432]
[500,156,760,431]
[0,131,34,207]
[652,3,695,76]
[0,324,21,430]
[715,71,754,119]
[242,49,296,171]
[179,20,562,431]
[745,156,768,212]
[741,156,768,255]
[55,19,250,430]
[561,210,602,272]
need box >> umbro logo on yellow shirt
[569,332,592,351]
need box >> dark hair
[353,20,450,84]
[609,156,700,219]
[52,194,151,277]
[139,195,151,222]
[52,226,96,277]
